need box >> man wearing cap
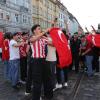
[9,32,25,89]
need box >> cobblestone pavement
[74,73,100,100]
[0,61,81,100]
[0,61,100,100]
[0,62,25,100]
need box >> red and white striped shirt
[31,38,47,58]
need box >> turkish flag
[92,34,100,47]
[49,28,72,68]
[0,32,3,48]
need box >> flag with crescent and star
[49,28,72,68]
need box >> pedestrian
[82,34,94,77]
[9,32,25,89]
[56,29,69,89]
[92,28,100,74]
[19,32,29,83]
[2,32,11,81]
[70,32,81,73]
[44,32,57,91]
[25,38,33,95]
[79,35,87,71]
[30,24,53,100]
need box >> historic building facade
[0,0,32,33]
[32,0,57,30]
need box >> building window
[60,14,62,19]
[5,12,10,21]
[15,14,19,22]
[11,0,17,4]
[33,5,37,14]
[0,13,4,19]
[23,15,27,23]
[1,0,6,3]
[28,17,30,24]
[0,9,4,19]
[59,13,60,18]
[6,15,10,21]
[39,7,42,16]
[24,0,29,8]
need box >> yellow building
[32,0,59,30]
[32,0,38,25]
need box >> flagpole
[91,25,96,33]
[85,27,89,33]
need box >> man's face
[23,34,28,40]
[74,34,78,39]
[14,34,20,41]
[81,37,86,42]
[34,26,41,35]
[85,34,89,37]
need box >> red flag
[49,28,72,68]
[86,34,93,43]
[0,32,3,48]
[92,34,100,47]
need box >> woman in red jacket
[2,32,11,80]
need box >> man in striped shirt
[30,24,53,100]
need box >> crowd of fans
[0,24,100,100]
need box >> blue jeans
[9,59,20,86]
[86,56,93,76]
[3,60,10,80]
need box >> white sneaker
[63,82,68,87]
[40,97,42,100]
[94,72,100,76]
[20,80,26,85]
[53,87,57,92]
[25,92,30,96]
[56,84,62,89]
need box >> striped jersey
[31,38,47,58]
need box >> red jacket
[2,39,9,61]
[0,32,3,48]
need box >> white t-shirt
[46,37,57,61]
[0,48,2,53]
[9,39,20,60]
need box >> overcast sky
[61,0,100,31]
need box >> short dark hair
[4,32,11,40]
[31,24,40,33]
[62,29,66,35]
[80,35,85,38]
[22,32,28,36]
[62,29,69,40]
[85,32,89,35]
[10,32,19,39]
[12,32,19,36]
[74,32,78,35]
